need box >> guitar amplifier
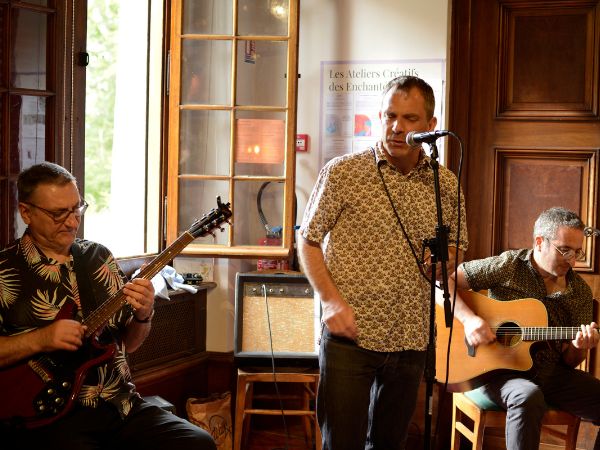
[234,272,320,367]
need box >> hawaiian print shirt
[462,248,593,370]
[300,143,469,352]
[0,232,137,417]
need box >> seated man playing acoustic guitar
[448,207,600,450]
[0,162,216,450]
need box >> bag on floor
[186,391,232,450]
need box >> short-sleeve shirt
[300,143,469,352]
[462,248,593,368]
[0,232,137,417]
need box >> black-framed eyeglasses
[23,200,89,224]
[547,239,586,262]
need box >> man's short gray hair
[533,207,584,241]
[17,162,76,202]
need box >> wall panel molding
[492,147,598,271]
[497,0,600,120]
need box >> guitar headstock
[188,196,233,239]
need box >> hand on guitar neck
[562,321,599,367]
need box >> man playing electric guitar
[0,163,216,450]
[447,207,600,450]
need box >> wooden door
[448,0,600,305]
[447,0,600,446]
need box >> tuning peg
[202,226,216,237]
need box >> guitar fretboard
[495,327,581,341]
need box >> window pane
[10,8,47,90]
[238,0,288,36]
[182,0,232,35]
[233,179,284,246]
[178,179,230,245]
[1,179,21,243]
[180,109,230,176]
[7,179,24,241]
[236,40,287,107]
[84,0,161,257]
[0,93,4,165]
[234,110,285,177]
[9,95,46,174]
[21,1,49,6]
[0,6,5,87]
[0,180,6,239]
[181,39,231,105]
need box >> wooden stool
[234,368,321,450]
[451,389,581,450]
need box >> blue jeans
[317,328,426,450]
[482,364,600,450]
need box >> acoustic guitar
[436,290,586,392]
[0,197,232,428]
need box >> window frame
[165,0,300,258]
[0,0,79,247]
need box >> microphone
[584,226,600,237]
[406,130,451,146]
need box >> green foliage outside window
[84,0,119,213]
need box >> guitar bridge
[465,338,476,357]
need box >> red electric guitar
[0,197,232,428]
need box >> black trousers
[5,396,216,450]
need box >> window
[83,0,163,257]
[0,0,73,247]
[166,0,299,258]
[0,0,299,261]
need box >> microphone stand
[421,140,451,450]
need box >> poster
[319,59,446,167]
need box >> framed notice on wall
[319,59,446,168]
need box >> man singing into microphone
[298,75,468,449]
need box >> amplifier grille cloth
[242,295,316,353]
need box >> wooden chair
[450,388,581,450]
[233,367,321,450]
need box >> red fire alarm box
[296,134,309,152]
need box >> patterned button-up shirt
[300,143,469,352]
[0,232,137,417]
[462,248,593,369]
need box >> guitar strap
[70,241,97,319]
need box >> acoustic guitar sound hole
[496,321,521,347]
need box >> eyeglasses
[547,239,586,262]
[23,200,89,224]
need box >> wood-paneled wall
[448,0,600,448]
